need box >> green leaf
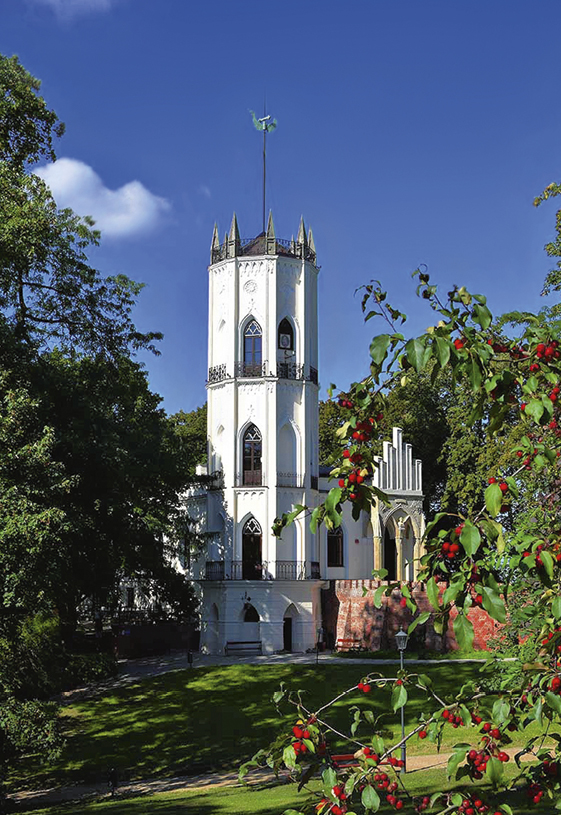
[492,698,510,724]
[460,522,481,556]
[405,337,428,373]
[391,683,407,711]
[373,584,385,609]
[540,549,555,580]
[447,749,465,779]
[468,358,482,392]
[553,596,561,620]
[408,611,431,633]
[453,614,474,652]
[417,673,432,689]
[322,768,337,798]
[473,303,492,329]
[434,336,451,368]
[303,738,315,753]
[485,755,503,786]
[283,745,297,769]
[324,487,343,528]
[485,482,502,516]
[546,691,561,716]
[426,576,440,610]
[481,586,506,624]
[526,398,545,423]
[369,334,391,365]
[361,785,380,811]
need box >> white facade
[186,215,425,655]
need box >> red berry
[399,597,407,608]
[418,730,427,739]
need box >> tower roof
[210,213,317,265]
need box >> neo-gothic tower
[197,213,324,654]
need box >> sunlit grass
[11,663,557,795]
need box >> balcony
[211,234,317,265]
[235,361,269,378]
[207,364,229,383]
[277,472,303,488]
[310,475,319,490]
[277,362,319,383]
[235,470,263,487]
[203,560,321,581]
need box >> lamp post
[395,626,409,773]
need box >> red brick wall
[322,580,501,652]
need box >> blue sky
[3,0,561,414]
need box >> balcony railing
[207,364,229,383]
[235,361,269,378]
[309,366,318,384]
[235,470,263,487]
[278,362,304,380]
[203,560,321,580]
[211,235,317,265]
[277,472,303,488]
[310,475,319,490]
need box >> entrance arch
[283,603,299,652]
[384,528,397,581]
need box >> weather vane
[250,109,277,234]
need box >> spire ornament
[250,109,277,234]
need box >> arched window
[243,604,260,622]
[243,424,262,485]
[242,517,263,580]
[243,319,262,375]
[327,527,344,567]
[278,318,294,351]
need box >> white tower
[198,213,324,654]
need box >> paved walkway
[12,752,453,810]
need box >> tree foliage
[266,183,561,813]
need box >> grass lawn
[28,767,555,815]
[11,662,555,794]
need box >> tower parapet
[210,212,317,265]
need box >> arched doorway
[242,517,262,579]
[283,603,299,652]
[384,528,397,581]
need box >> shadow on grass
[12,662,484,792]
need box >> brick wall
[322,580,501,652]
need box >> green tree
[265,184,561,813]
[169,403,208,477]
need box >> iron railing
[203,560,321,581]
[235,470,264,487]
[309,366,318,384]
[310,475,319,490]
[278,362,304,380]
[235,361,269,378]
[207,364,229,383]
[277,472,304,488]
[211,236,316,265]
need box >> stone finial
[307,227,316,257]
[296,216,308,257]
[211,223,220,263]
[266,210,276,254]
[227,213,240,258]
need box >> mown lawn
[29,766,554,815]
[11,662,553,793]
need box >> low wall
[322,580,500,652]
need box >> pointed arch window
[327,527,344,568]
[278,318,294,351]
[243,424,262,485]
[243,319,262,375]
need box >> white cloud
[199,184,211,200]
[30,0,114,17]
[36,158,171,239]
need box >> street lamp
[395,626,409,772]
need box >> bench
[225,641,262,656]
[334,638,366,652]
